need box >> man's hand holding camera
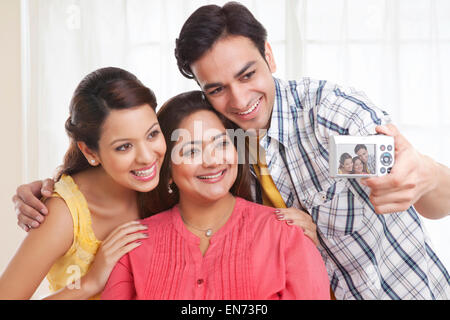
[361,124,449,219]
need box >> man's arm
[310,82,449,219]
[12,179,55,231]
[362,124,450,219]
[414,162,450,219]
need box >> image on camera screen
[337,144,376,175]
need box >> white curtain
[23,0,449,278]
[23,0,289,179]
[289,0,450,166]
[287,0,450,271]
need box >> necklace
[179,201,234,237]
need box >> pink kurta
[101,197,330,300]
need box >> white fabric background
[22,0,449,295]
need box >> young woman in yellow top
[0,67,166,299]
[338,153,353,175]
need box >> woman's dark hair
[143,91,253,216]
[352,156,367,174]
[352,156,363,164]
[175,1,268,79]
[57,67,157,216]
[339,153,352,168]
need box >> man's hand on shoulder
[12,178,55,231]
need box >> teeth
[198,171,224,179]
[238,98,260,115]
[132,166,155,177]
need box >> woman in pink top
[101,91,330,300]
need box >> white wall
[0,0,25,285]
[0,0,50,300]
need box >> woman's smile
[197,168,227,183]
[130,161,158,182]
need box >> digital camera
[329,135,395,178]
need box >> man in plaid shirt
[13,2,450,299]
[173,2,450,299]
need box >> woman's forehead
[178,110,227,140]
[100,105,157,139]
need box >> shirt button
[197,279,204,286]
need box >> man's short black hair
[175,1,268,79]
[354,144,368,154]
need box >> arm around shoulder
[0,197,73,299]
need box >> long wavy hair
[56,67,158,217]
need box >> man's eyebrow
[204,82,223,92]
[234,61,256,78]
[202,61,256,92]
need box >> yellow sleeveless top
[46,174,102,300]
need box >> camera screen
[337,144,376,175]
